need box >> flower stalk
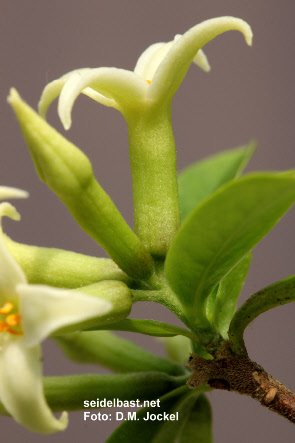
[127,107,180,255]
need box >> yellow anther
[0,306,23,335]
[6,327,23,335]
[6,313,21,327]
[0,321,7,332]
[0,302,14,315]
[146,80,151,84]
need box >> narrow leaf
[0,373,189,416]
[229,275,295,355]
[89,318,195,339]
[55,330,184,375]
[166,172,295,332]
[44,372,188,412]
[211,253,252,338]
[178,142,256,221]
[90,319,211,359]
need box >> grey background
[1,0,295,441]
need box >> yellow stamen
[0,302,13,315]
[5,327,23,335]
[0,321,7,332]
[6,313,21,326]
[146,80,151,84]
[0,304,23,335]
[0,320,23,335]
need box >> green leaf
[152,393,213,443]
[90,319,212,359]
[45,372,188,412]
[106,386,187,443]
[106,386,213,443]
[211,253,252,338]
[205,285,219,322]
[229,274,295,356]
[178,142,256,222]
[178,394,213,443]
[55,330,185,375]
[90,318,195,339]
[0,373,189,416]
[166,172,295,335]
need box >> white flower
[0,201,112,433]
[36,16,253,257]
[38,17,252,129]
[0,186,28,200]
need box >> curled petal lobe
[193,47,211,72]
[58,68,148,129]
[38,69,117,120]
[134,38,209,83]
[148,16,252,103]
[38,78,67,119]
[0,203,26,302]
[0,187,28,200]
[38,16,250,130]
[0,339,68,433]
[173,35,211,72]
[18,284,112,347]
[134,42,166,80]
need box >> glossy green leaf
[55,330,184,375]
[178,142,256,222]
[211,253,252,338]
[205,285,219,322]
[229,274,295,356]
[166,172,295,333]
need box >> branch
[187,342,295,424]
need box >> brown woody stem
[187,341,295,424]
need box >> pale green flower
[39,17,252,128]
[0,202,112,433]
[37,17,252,257]
[0,186,28,200]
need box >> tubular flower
[38,17,252,256]
[0,203,112,433]
[39,17,252,123]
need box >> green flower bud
[8,89,153,279]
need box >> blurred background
[1,0,295,441]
